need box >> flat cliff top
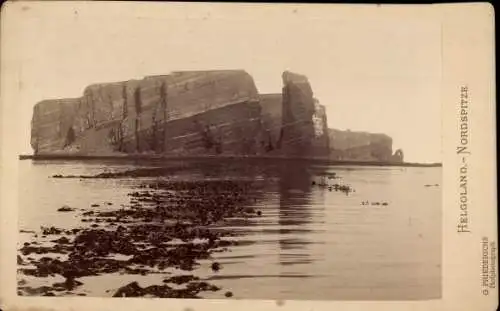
[328,128,392,139]
[282,71,309,84]
[82,69,254,92]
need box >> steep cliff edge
[31,98,80,154]
[259,94,282,152]
[327,129,402,162]
[280,71,316,156]
[30,70,402,162]
[32,70,263,155]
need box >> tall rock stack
[280,71,329,157]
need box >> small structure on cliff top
[30,70,402,162]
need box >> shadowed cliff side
[279,71,317,156]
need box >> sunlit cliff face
[312,100,326,137]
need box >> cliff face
[30,70,402,162]
[280,71,316,156]
[311,100,330,156]
[268,71,331,157]
[31,98,80,154]
[259,94,283,152]
[327,129,395,162]
[32,71,264,155]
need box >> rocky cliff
[258,72,330,157]
[259,94,282,152]
[327,129,402,162]
[30,70,402,162]
[32,70,265,155]
[280,71,317,156]
[31,98,80,154]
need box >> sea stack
[279,71,330,157]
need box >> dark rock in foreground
[57,205,75,212]
[112,280,220,298]
[17,178,263,298]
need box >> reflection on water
[278,163,315,268]
[18,159,442,300]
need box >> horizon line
[17,154,443,167]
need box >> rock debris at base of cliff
[30,70,403,162]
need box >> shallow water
[17,158,441,300]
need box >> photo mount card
[0,2,496,311]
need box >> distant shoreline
[18,154,442,168]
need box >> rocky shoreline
[17,165,359,298]
[18,178,264,298]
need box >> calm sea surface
[18,159,441,300]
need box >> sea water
[17,159,441,300]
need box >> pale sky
[4,2,442,163]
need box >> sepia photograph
[0,2,496,311]
[13,3,442,301]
